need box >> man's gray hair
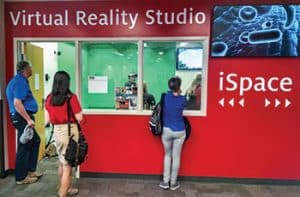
[16,61,30,73]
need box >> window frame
[14,37,208,116]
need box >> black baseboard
[81,172,161,180]
[0,169,13,179]
[80,172,300,185]
[0,171,7,179]
[3,168,300,185]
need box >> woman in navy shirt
[159,76,186,191]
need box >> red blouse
[45,94,82,124]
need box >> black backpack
[149,93,165,135]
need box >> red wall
[5,0,300,180]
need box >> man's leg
[11,113,30,181]
[28,129,41,172]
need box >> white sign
[34,73,40,90]
[88,76,108,94]
[219,72,293,96]
[9,8,206,30]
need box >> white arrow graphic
[285,99,291,108]
[239,98,245,107]
[275,99,281,107]
[229,98,234,107]
[219,98,225,107]
[265,98,271,107]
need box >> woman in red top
[45,71,83,197]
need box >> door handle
[42,98,45,110]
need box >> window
[143,40,207,113]
[143,42,175,110]
[15,37,208,116]
[80,42,138,109]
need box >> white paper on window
[34,74,40,90]
[88,76,108,94]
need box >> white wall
[30,42,58,98]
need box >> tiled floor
[0,157,300,197]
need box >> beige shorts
[53,123,79,165]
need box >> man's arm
[14,98,35,127]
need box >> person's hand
[27,119,35,128]
[78,117,86,125]
[186,88,194,96]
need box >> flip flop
[67,188,79,196]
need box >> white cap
[20,125,34,144]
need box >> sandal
[67,188,79,196]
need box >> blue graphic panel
[211,5,300,57]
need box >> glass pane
[184,72,202,110]
[143,42,176,110]
[143,41,204,111]
[80,42,138,109]
[57,42,76,92]
[176,41,203,111]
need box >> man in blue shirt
[6,60,42,185]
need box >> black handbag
[183,116,191,141]
[65,97,88,167]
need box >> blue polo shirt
[6,73,38,114]
[163,91,186,131]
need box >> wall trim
[80,172,300,185]
[4,168,300,185]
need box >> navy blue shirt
[6,73,38,114]
[163,91,186,131]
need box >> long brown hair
[50,71,72,106]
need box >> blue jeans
[10,112,41,181]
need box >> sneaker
[159,181,170,189]
[67,188,79,196]
[28,171,43,178]
[16,175,38,185]
[170,182,180,191]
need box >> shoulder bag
[183,116,191,141]
[64,97,88,167]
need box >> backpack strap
[160,93,166,127]
[67,95,82,134]
[67,96,72,137]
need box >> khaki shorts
[53,123,79,165]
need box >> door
[24,42,45,160]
